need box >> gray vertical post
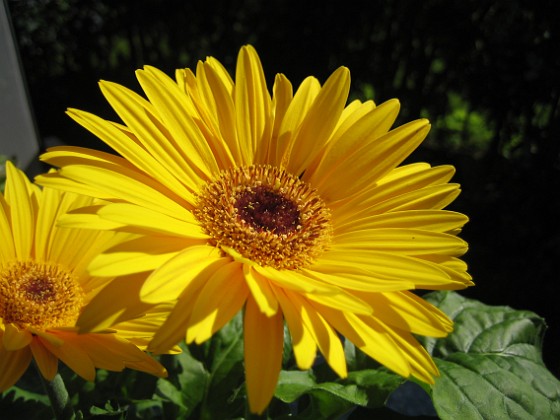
[0,0,40,172]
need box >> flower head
[0,162,167,392]
[37,45,472,413]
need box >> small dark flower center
[235,186,300,234]
[23,277,56,302]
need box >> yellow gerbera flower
[0,162,167,392]
[36,45,472,413]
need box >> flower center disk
[0,260,84,329]
[195,165,332,270]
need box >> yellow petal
[272,286,317,370]
[302,261,416,292]
[87,235,189,277]
[78,334,166,377]
[196,61,238,167]
[148,294,194,354]
[77,273,153,333]
[304,287,372,315]
[307,99,400,186]
[335,210,469,235]
[254,265,339,294]
[97,203,208,239]
[235,45,272,165]
[5,162,35,259]
[316,305,410,378]
[267,74,293,165]
[334,228,468,256]
[0,345,32,392]
[317,120,431,202]
[356,291,453,337]
[39,333,96,381]
[244,296,284,414]
[288,291,347,378]
[67,108,198,201]
[286,67,350,175]
[141,245,227,303]
[30,338,59,380]
[277,76,321,167]
[0,187,16,261]
[56,164,190,219]
[312,250,461,289]
[134,69,220,178]
[187,261,248,344]
[378,326,438,383]
[243,265,278,317]
[3,323,32,350]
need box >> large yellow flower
[36,45,472,413]
[0,162,167,392]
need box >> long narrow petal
[285,290,347,378]
[77,273,156,333]
[5,162,35,259]
[67,108,199,199]
[244,296,284,414]
[315,305,411,378]
[235,45,272,164]
[3,324,33,350]
[0,192,16,261]
[243,265,278,317]
[267,74,293,165]
[272,286,317,370]
[307,99,400,186]
[334,228,468,256]
[355,291,453,337]
[277,76,321,167]
[30,338,59,380]
[0,345,32,392]
[317,120,431,201]
[87,235,190,277]
[76,334,166,377]
[335,210,469,235]
[96,203,207,239]
[187,261,248,344]
[286,67,350,175]
[56,164,190,218]
[310,251,463,289]
[141,245,227,303]
[133,70,220,178]
[39,333,96,381]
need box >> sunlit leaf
[422,291,560,419]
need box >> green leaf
[200,312,246,419]
[345,369,404,408]
[274,368,402,419]
[156,346,210,418]
[275,370,316,403]
[423,291,560,419]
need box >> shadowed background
[6,0,559,380]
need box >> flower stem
[37,368,74,420]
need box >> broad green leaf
[423,291,560,419]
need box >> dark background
[7,0,560,379]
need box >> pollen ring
[194,165,332,270]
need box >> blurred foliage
[6,0,560,378]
